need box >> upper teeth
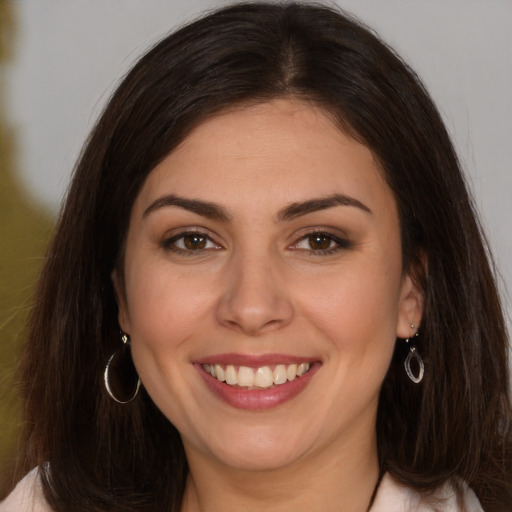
[202,363,311,389]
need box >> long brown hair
[18,3,511,511]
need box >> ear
[396,272,425,339]
[111,269,132,334]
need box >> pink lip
[194,356,321,411]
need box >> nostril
[216,297,294,335]
[215,261,295,334]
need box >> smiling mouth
[201,363,312,389]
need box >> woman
[2,2,511,511]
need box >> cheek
[122,261,209,416]
[294,254,402,367]
[301,264,401,329]
[123,257,210,352]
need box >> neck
[181,432,380,512]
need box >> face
[115,99,423,473]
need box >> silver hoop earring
[104,333,141,404]
[404,325,424,384]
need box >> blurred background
[1,0,511,496]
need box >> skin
[114,99,424,512]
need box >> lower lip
[196,363,320,411]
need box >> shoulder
[0,468,52,512]
[371,473,484,512]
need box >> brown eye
[183,234,207,250]
[292,231,350,255]
[308,234,333,251]
[163,231,219,253]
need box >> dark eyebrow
[143,193,370,222]
[277,194,372,222]
[143,194,231,221]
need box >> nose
[215,252,294,336]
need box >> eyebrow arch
[143,192,370,223]
[143,194,231,221]
[277,194,372,222]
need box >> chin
[187,422,313,472]
[213,444,305,472]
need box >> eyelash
[292,231,352,256]
[161,230,221,256]
[161,230,351,256]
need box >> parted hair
[18,2,511,511]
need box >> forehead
[133,99,393,215]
